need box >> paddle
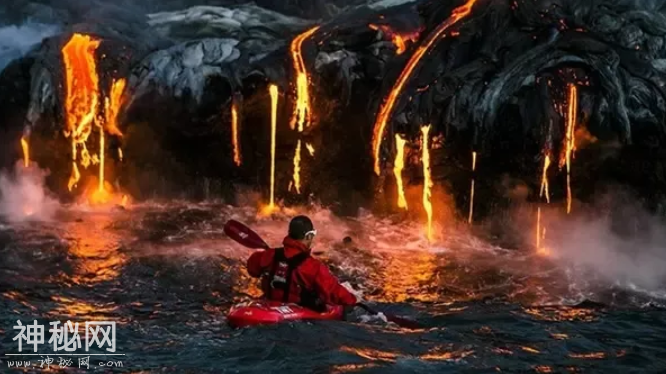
[223,219,423,329]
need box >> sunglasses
[304,229,317,238]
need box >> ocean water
[1,202,665,373]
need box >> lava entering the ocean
[269,84,279,209]
[231,97,241,167]
[561,84,578,214]
[20,137,29,168]
[62,33,101,191]
[394,134,408,209]
[421,125,433,242]
[372,0,479,175]
[468,151,477,224]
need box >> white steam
[0,162,58,223]
[543,200,666,294]
[0,22,59,72]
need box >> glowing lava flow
[290,26,319,131]
[20,137,29,167]
[99,78,126,193]
[289,26,319,193]
[421,125,433,242]
[372,0,478,175]
[62,33,101,191]
[104,78,126,137]
[231,99,241,166]
[292,140,302,194]
[269,84,279,208]
[561,84,578,214]
[394,134,408,209]
[468,151,477,224]
[536,152,552,255]
[368,24,420,55]
[539,153,551,203]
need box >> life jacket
[267,248,326,312]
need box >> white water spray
[0,161,58,223]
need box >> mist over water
[0,161,58,223]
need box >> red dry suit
[247,236,357,310]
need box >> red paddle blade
[224,219,270,249]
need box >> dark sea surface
[1,202,665,373]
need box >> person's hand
[341,281,364,303]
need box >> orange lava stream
[393,134,408,209]
[468,151,477,223]
[368,24,420,55]
[104,78,126,137]
[563,84,578,214]
[98,126,104,192]
[62,33,101,191]
[269,84,278,208]
[421,125,433,242]
[20,137,29,167]
[305,142,315,156]
[539,153,551,203]
[290,26,319,131]
[292,140,302,194]
[372,0,479,175]
[231,99,241,166]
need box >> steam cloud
[0,22,59,72]
[541,197,666,296]
[0,161,58,223]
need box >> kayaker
[246,215,361,311]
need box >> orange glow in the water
[104,78,126,137]
[269,84,278,208]
[393,134,408,209]
[539,153,551,203]
[290,26,319,131]
[231,99,241,166]
[292,140,302,194]
[421,125,433,242]
[468,151,477,224]
[62,33,101,191]
[368,24,421,55]
[562,84,578,214]
[20,137,29,167]
[371,0,478,175]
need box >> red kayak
[227,300,344,328]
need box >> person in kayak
[246,215,361,312]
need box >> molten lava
[535,207,548,254]
[231,99,241,166]
[393,134,408,209]
[305,142,315,156]
[104,78,126,137]
[421,125,433,242]
[561,84,578,214]
[20,137,29,167]
[368,24,421,55]
[372,0,478,175]
[62,33,101,191]
[468,151,477,224]
[290,26,319,131]
[269,84,279,209]
[292,140,302,194]
[539,153,551,203]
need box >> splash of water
[0,161,58,222]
